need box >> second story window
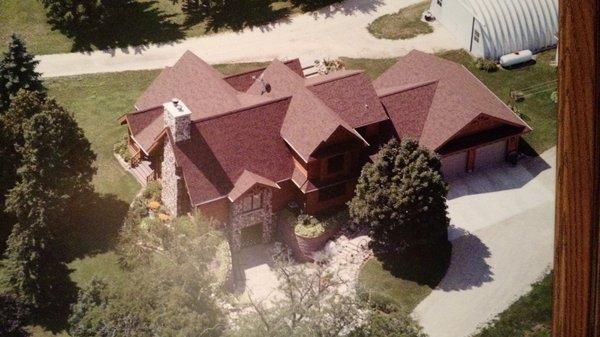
[242,193,262,212]
[326,154,345,175]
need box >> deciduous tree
[1,91,95,320]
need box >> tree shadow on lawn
[184,0,292,33]
[31,191,129,333]
[379,234,493,291]
[65,192,130,260]
[47,0,185,53]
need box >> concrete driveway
[413,148,556,337]
[37,0,459,77]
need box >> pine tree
[0,35,45,113]
[348,139,451,283]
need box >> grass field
[0,0,330,55]
[367,1,433,40]
[474,273,552,337]
[358,258,434,315]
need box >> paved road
[413,148,556,337]
[37,0,459,77]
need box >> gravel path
[413,148,556,337]
[36,0,459,78]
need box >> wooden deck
[115,154,154,187]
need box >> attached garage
[442,151,468,178]
[475,140,507,168]
[442,139,508,178]
[428,0,558,59]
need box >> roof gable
[281,89,366,162]
[375,50,531,151]
[227,170,280,201]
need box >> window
[437,0,442,6]
[242,193,262,212]
[326,154,345,175]
[318,183,346,201]
[473,30,480,43]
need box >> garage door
[442,151,467,178]
[475,140,507,169]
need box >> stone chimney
[163,98,191,142]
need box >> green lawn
[0,0,329,55]
[358,258,434,316]
[367,1,433,40]
[474,273,552,337]
[345,49,558,154]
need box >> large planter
[295,226,340,262]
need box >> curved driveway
[37,0,459,77]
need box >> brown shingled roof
[126,106,164,154]
[124,50,532,207]
[374,50,532,151]
[281,88,368,162]
[307,71,388,128]
[223,59,303,92]
[170,97,294,206]
[135,51,268,120]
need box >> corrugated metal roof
[459,0,558,58]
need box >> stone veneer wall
[229,186,274,251]
[162,138,186,216]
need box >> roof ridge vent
[252,74,272,95]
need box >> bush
[476,58,499,72]
[142,181,162,201]
[113,133,130,163]
[293,214,329,238]
[293,214,337,239]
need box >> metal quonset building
[429,0,558,59]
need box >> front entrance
[241,223,264,248]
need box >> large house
[120,50,531,250]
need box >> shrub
[476,58,499,72]
[293,214,330,238]
[148,200,161,211]
[143,181,162,201]
[113,133,131,163]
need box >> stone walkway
[37,0,459,77]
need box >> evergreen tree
[1,91,95,318]
[0,35,45,113]
[348,139,451,283]
[0,293,31,337]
